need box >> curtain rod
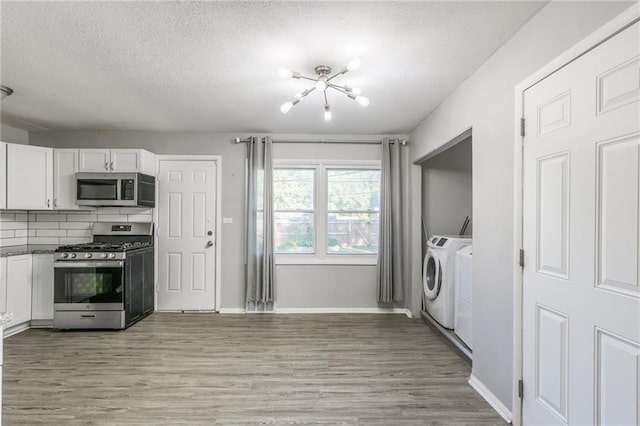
[234,137,408,146]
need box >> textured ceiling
[0,1,546,134]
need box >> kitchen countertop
[0,244,60,257]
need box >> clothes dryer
[423,235,472,329]
[454,244,473,349]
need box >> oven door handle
[54,261,125,268]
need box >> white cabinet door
[31,254,54,321]
[0,142,6,210]
[110,149,141,173]
[78,149,110,173]
[0,257,6,314]
[7,144,53,210]
[6,255,32,329]
[53,149,80,210]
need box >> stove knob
[101,253,108,259]
[70,253,77,259]
[109,253,116,259]
[60,253,68,259]
[85,253,92,258]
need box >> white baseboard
[30,319,53,328]
[217,307,413,318]
[274,307,412,317]
[3,322,30,338]
[468,374,512,424]
[217,308,246,314]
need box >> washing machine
[423,235,472,329]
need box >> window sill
[275,255,378,266]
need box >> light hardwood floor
[3,313,505,425]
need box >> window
[272,161,381,263]
[327,169,380,255]
[273,168,315,254]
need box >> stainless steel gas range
[53,222,154,330]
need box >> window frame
[273,159,381,265]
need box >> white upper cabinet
[78,149,155,175]
[0,142,6,209]
[111,149,141,172]
[7,144,53,210]
[53,149,81,210]
[78,149,110,173]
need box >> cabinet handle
[47,199,50,208]
[54,199,58,208]
[105,161,109,171]
[110,161,114,171]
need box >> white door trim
[511,6,640,426]
[154,155,223,312]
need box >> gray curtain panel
[245,136,275,307]
[377,138,404,303]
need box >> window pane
[327,169,380,211]
[274,169,314,211]
[327,213,379,254]
[275,212,315,254]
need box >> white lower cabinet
[0,257,6,313]
[0,142,6,209]
[5,255,32,329]
[31,254,54,321]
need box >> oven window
[55,267,123,304]
[77,179,118,200]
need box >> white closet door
[522,22,639,425]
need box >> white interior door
[157,160,217,311]
[522,22,639,425]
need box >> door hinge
[519,249,524,268]
[518,379,524,399]
[520,118,525,137]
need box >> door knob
[206,241,213,248]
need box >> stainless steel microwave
[76,173,155,207]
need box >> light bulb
[324,105,332,121]
[280,102,293,113]
[278,67,293,79]
[315,77,327,91]
[352,87,362,95]
[355,96,370,107]
[346,58,362,71]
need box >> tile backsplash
[0,211,29,246]
[0,207,153,247]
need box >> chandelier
[278,58,369,121]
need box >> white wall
[0,123,28,144]
[421,137,472,239]
[408,1,634,413]
[29,131,408,311]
